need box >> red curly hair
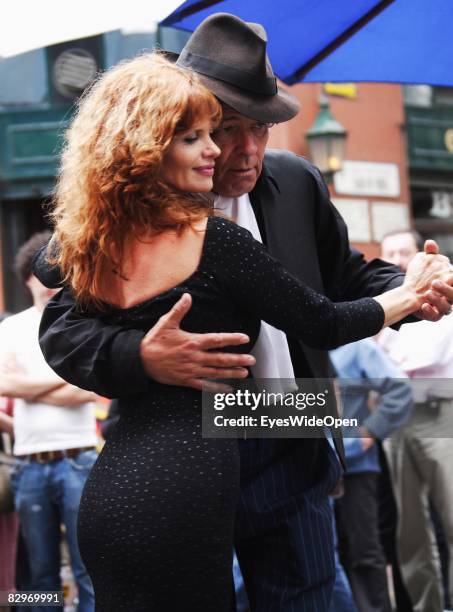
[50,53,221,308]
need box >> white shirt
[378,314,453,402]
[214,194,297,393]
[0,307,97,455]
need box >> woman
[49,53,448,611]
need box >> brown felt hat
[175,13,300,123]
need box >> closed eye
[183,134,198,144]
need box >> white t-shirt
[0,307,97,455]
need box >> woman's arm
[212,220,448,350]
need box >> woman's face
[161,118,221,192]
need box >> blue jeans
[331,549,358,612]
[329,501,357,612]
[11,450,97,612]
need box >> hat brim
[196,73,300,123]
[167,51,299,123]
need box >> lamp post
[306,97,347,182]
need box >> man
[0,233,97,612]
[330,339,413,612]
[380,230,425,272]
[379,230,453,612]
[34,14,453,610]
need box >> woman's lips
[194,166,215,176]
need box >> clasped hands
[404,240,453,320]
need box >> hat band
[177,51,277,96]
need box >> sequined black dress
[77,216,384,611]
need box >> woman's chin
[196,179,214,193]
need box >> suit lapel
[250,157,324,291]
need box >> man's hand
[412,241,453,321]
[360,436,375,452]
[359,426,375,452]
[140,293,256,391]
[0,353,24,375]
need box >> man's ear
[24,274,34,294]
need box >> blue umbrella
[161,0,453,86]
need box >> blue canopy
[161,0,453,86]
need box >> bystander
[379,230,453,612]
[0,233,98,612]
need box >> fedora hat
[175,13,300,123]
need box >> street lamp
[306,97,347,182]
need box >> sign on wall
[332,199,371,242]
[333,199,410,244]
[371,202,410,242]
[334,161,400,198]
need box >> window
[404,85,432,107]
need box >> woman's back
[103,218,209,310]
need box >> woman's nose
[205,138,221,158]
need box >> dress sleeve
[209,219,385,350]
[39,288,149,399]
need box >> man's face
[211,107,270,197]
[25,275,59,312]
[380,233,419,272]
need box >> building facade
[268,82,453,260]
[404,85,453,255]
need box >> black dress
[76,216,384,611]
